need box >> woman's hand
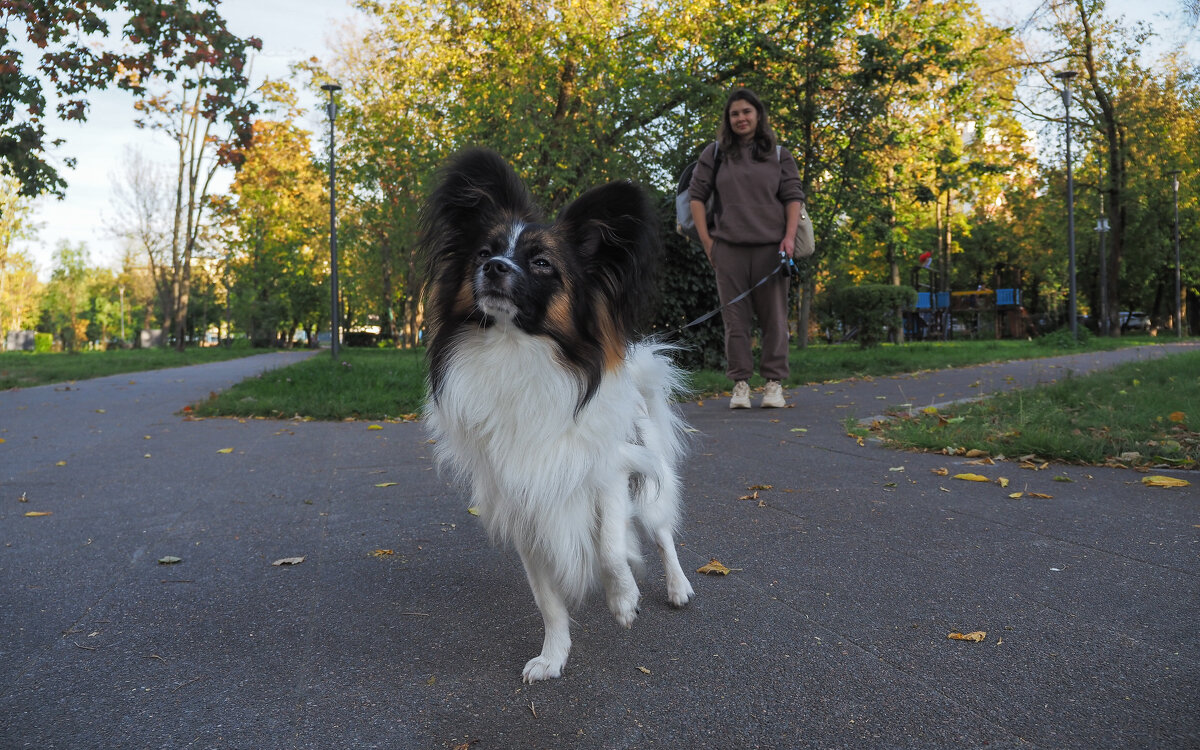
[779,235,794,259]
[781,200,801,259]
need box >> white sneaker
[761,380,785,408]
[729,380,751,409]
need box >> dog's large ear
[421,148,537,258]
[558,181,660,334]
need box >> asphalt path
[1,344,1197,749]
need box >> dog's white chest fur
[427,328,639,558]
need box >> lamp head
[321,83,342,93]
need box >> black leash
[669,253,795,334]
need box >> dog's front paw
[522,655,565,683]
[607,587,640,629]
[667,574,695,608]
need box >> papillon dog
[421,149,694,682]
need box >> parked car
[1119,311,1151,333]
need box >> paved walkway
[1,344,1196,749]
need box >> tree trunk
[1077,0,1125,336]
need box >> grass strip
[685,334,1147,395]
[872,350,1200,468]
[188,337,1159,422]
[0,346,266,390]
[190,348,426,421]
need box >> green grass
[685,334,1148,396]
[872,350,1200,468]
[188,336,1160,421]
[190,348,427,421]
[0,346,266,390]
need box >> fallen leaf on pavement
[158,556,182,565]
[637,666,651,674]
[748,484,773,490]
[697,559,731,575]
[368,424,383,430]
[1142,475,1190,488]
[272,557,306,566]
[1008,492,1025,499]
[467,507,480,516]
[370,549,394,557]
[24,511,52,517]
[375,482,398,487]
[948,631,986,642]
[964,449,988,458]
[1027,492,1054,499]
[997,477,1010,488]
[953,473,990,482]
[932,467,949,476]
[216,448,234,454]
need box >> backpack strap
[710,142,723,217]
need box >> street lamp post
[1095,217,1110,337]
[1170,170,1182,338]
[1055,70,1079,341]
[322,82,342,358]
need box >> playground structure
[905,263,1029,340]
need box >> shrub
[647,194,724,371]
[1041,326,1094,349]
[831,284,917,348]
[34,332,52,353]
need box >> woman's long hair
[717,87,777,161]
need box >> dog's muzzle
[476,256,522,318]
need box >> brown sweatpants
[710,239,790,382]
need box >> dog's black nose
[482,258,511,279]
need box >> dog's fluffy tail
[624,342,688,536]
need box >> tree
[134,73,258,350]
[39,241,89,350]
[0,0,261,198]
[109,146,172,331]
[1,173,37,336]
[223,112,327,347]
[0,248,40,337]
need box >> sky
[11,0,1199,280]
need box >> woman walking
[688,87,805,408]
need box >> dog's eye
[476,248,490,259]
[533,258,551,268]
